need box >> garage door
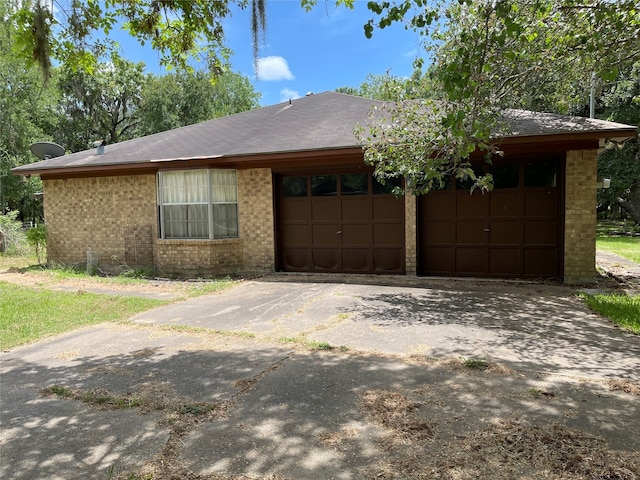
[276,172,405,273]
[418,158,562,278]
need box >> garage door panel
[489,248,520,275]
[374,223,404,245]
[277,173,404,274]
[489,221,520,245]
[280,224,310,244]
[524,248,558,276]
[312,248,339,270]
[418,159,561,278]
[524,220,557,245]
[342,197,371,221]
[524,190,557,217]
[456,247,486,274]
[312,198,339,221]
[420,247,455,274]
[457,221,485,244]
[456,193,487,217]
[490,192,520,218]
[342,224,372,245]
[373,248,404,272]
[342,248,372,271]
[280,200,310,221]
[282,248,310,270]
[373,197,404,220]
[312,224,340,245]
[421,220,455,244]
[421,193,454,218]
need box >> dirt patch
[358,385,640,480]
[607,378,640,396]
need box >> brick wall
[44,169,276,277]
[237,168,275,274]
[404,192,417,275]
[43,175,157,272]
[564,149,598,283]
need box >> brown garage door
[418,158,563,278]
[276,172,405,273]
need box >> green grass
[0,281,167,350]
[581,293,640,334]
[596,236,640,264]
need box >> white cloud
[256,56,294,81]
[280,88,301,102]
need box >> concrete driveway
[2,275,639,479]
[134,276,640,380]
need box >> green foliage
[581,293,640,335]
[0,211,28,255]
[136,70,261,136]
[597,62,640,225]
[1,2,55,221]
[54,56,146,151]
[337,69,440,101]
[25,224,47,264]
[7,0,277,77]
[355,0,640,195]
[462,358,489,370]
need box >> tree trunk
[616,182,640,226]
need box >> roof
[14,91,637,176]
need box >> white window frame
[157,169,239,240]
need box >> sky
[112,0,425,106]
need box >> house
[13,92,637,283]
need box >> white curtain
[163,170,208,203]
[210,170,237,203]
[160,169,237,239]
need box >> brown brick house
[14,92,636,283]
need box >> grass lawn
[0,281,167,350]
[596,235,640,264]
[581,292,640,335]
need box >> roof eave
[15,146,365,179]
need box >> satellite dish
[30,142,65,160]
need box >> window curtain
[160,169,238,239]
[162,170,209,238]
[211,170,238,238]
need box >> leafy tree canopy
[355,0,640,195]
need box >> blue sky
[114,1,424,106]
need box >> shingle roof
[14,91,636,175]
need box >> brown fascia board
[18,127,636,180]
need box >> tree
[137,70,261,136]
[11,0,268,77]
[597,62,640,225]
[54,57,146,152]
[355,0,640,194]
[337,70,438,101]
[0,0,56,221]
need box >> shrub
[0,211,29,256]
[26,224,47,264]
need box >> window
[341,173,368,195]
[282,176,307,197]
[525,161,557,187]
[311,175,337,196]
[373,176,402,194]
[491,164,519,189]
[158,169,238,239]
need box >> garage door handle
[483,228,490,232]
[337,230,342,234]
